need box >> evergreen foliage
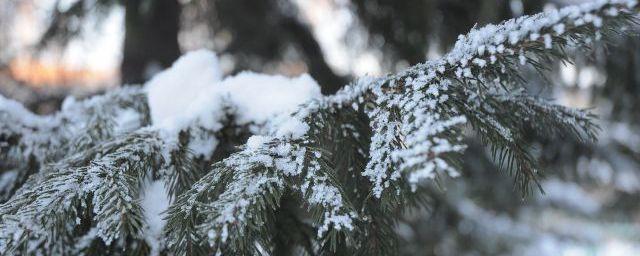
[0,1,638,255]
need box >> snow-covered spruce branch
[0,51,322,254]
[0,0,637,255]
[0,130,163,254]
[164,1,638,254]
[0,87,149,201]
[165,106,370,254]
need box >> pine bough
[0,1,638,255]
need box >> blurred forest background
[0,0,639,255]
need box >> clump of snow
[246,135,268,150]
[141,180,171,256]
[0,94,44,126]
[145,49,223,131]
[145,49,320,133]
[144,49,321,158]
[221,72,321,125]
[114,108,142,134]
[274,118,311,139]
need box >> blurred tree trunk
[209,0,348,95]
[280,15,347,94]
[121,0,181,85]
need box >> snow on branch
[0,130,163,254]
[163,1,638,252]
[0,87,148,201]
[0,0,637,254]
[0,50,325,254]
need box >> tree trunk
[121,0,181,85]
[211,0,348,95]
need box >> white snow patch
[114,108,142,134]
[220,72,321,125]
[141,180,171,256]
[0,94,43,126]
[145,49,223,132]
[246,135,268,150]
[145,50,321,134]
[144,49,321,159]
[274,118,310,139]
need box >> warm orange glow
[6,56,117,89]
